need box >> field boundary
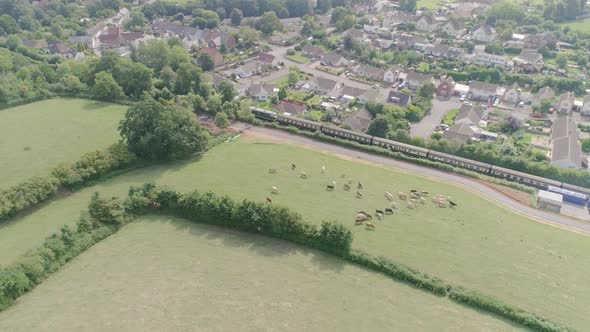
[0,185,576,331]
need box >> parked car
[320,61,327,66]
[459,95,466,102]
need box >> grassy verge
[286,52,310,64]
[316,65,344,76]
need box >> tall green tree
[92,71,123,101]
[367,115,390,137]
[257,11,283,35]
[198,53,214,72]
[230,8,243,26]
[218,80,236,102]
[119,97,208,160]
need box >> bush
[449,287,573,332]
[0,195,125,311]
[0,176,59,221]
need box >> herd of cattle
[265,164,458,230]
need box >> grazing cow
[407,202,415,209]
[291,163,296,170]
[384,191,394,201]
[390,202,398,209]
[421,191,429,196]
[357,210,367,215]
[268,168,277,173]
[385,208,394,215]
[365,222,376,230]
[449,201,457,208]
[343,183,351,191]
[432,197,440,203]
[266,197,272,203]
[420,197,426,204]
[410,189,418,193]
[438,202,447,208]
[356,214,369,222]
[356,192,363,199]
[300,172,308,179]
[332,180,336,187]
[326,185,335,191]
[398,192,407,200]
[321,166,326,174]
[271,186,279,194]
[375,209,385,215]
[355,219,365,225]
[375,213,382,221]
[347,178,353,185]
[410,192,420,199]
[357,182,363,190]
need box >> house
[502,83,522,104]
[273,99,307,115]
[513,49,543,73]
[343,29,366,42]
[201,47,224,67]
[455,104,486,126]
[395,33,428,50]
[556,92,575,113]
[405,71,434,90]
[441,19,465,37]
[473,53,508,67]
[235,61,263,78]
[415,15,441,32]
[383,11,415,28]
[338,85,366,101]
[356,64,385,81]
[247,83,275,101]
[387,91,412,107]
[524,32,557,49]
[322,53,349,67]
[437,76,455,98]
[469,81,498,102]
[550,117,582,168]
[533,86,555,106]
[443,123,478,143]
[48,41,76,58]
[98,26,145,50]
[257,53,278,67]
[344,108,374,132]
[581,94,590,116]
[454,2,484,18]
[308,76,338,95]
[198,29,236,49]
[301,44,325,59]
[209,73,234,89]
[151,20,200,39]
[471,24,498,43]
[384,66,403,83]
[357,87,387,104]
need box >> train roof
[373,136,430,153]
[277,113,321,127]
[250,107,276,114]
[548,186,587,199]
[490,165,562,186]
[427,149,491,168]
[560,182,590,196]
[323,125,373,139]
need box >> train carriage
[490,166,562,189]
[250,107,277,121]
[427,150,492,173]
[372,137,429,157]
[276,114,322,131]
[559,182,590,198]
[321,125,373,144]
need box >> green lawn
[0,216,523,331]
[0,98,126,189]
[417,0,446,10]
[559,18,590,33]
[442,109,459,125]
[286,52,310,64]
[1,136,589,329]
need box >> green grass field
[1,136,589,328]
[559,18,590,33]
[0,216,523,331]
[0,99,126,188]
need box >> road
[235,124,590,235]
[410,97,463,138]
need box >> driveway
[410,97,463,138]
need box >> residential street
[234,123,590,234]
[410,97,463,138]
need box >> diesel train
[250,107,590,198]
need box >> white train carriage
[427,150,491,173]
[490,165,561,189]
[559,182,590,198]
[321,126,373,144]
[372,137,429,157]
[276,114,322,131]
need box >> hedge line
[127,184,570,331]
[0,184,574,331]
[449,287,575,332]
[125,184,353,256]
[259,122,535,195]
[0,143,141,222]
[0,193,127,310]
